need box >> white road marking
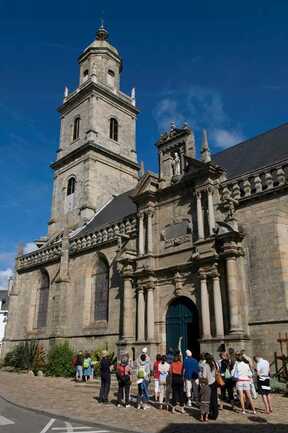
[52,428,93,431]
[0,415,15,425]
[39,418,56,433]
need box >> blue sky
[1,0,288,288]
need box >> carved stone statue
[172,152,181,176]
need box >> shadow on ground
[159,423,287,433]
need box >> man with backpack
[136,352,151,409]
[116,353,132,407]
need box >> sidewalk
[0,371,287,433]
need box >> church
[4,24,288,361]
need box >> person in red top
[153,354,162,401]
[170,351,185,413]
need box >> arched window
[72,117,80,141]
[94,257,109,321]
[67,177,76,196]
[109,118,118,141]
[107,69,115,87]
[37,270,49,329]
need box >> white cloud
[153,86,244,150]
[24,242,38,254]
[211,128,244,150]
[153,98,185,131]
[0,268,13,291]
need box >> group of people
[74,346,273,421]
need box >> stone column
[147,209,154,254]
[196,191,204,240]
[212,273,224,337]
[137,285,145,341]
[138,212,145,256]
[122,263,134,340]
[200,273,211,338]
[146,284,155,340]
[226,256,243,333]
[207,186,216,236]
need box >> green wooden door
[166,297,199,357]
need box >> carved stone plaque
[161,218,192,248]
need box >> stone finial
[96,21,109,41]
[131,87,136,106]
[139,160,144,177]
[201,129,211,163]
[64,86,68,98]
[17,242,24,256]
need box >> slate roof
[75,190,137,238]
[212,123,288,179]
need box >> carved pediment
[131,171,160,197]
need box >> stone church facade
[4,25,288,361]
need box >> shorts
[257,378,271,395]
[154,379,160,394]
[236,381,251,392]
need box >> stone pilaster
[207,186,216,236]
[147,208,154,254]
[146,282,155,341]
[137,285,145,341]
[196,191,204,240]
[212,272,224,337]
[200,271,211,338]
[226,256,243,334]
[138,211,145,255]
[121,259,134,341]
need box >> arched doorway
[166,297,200,357]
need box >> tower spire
[201,129,211,163]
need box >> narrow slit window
[73,117,80,141]
[109,118,118,141]
[67,177,76,196]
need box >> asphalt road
[0,396,137,433]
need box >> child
[116,354,132,408]
[83,352,92,382]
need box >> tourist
[116,353,132,408]
[199,353,218,422]
[136,353,151,409]
[183,349,199,406]
[153,354,162,401]
[99,350,111,403]
[74,351,83,382]
[170,351,185,414]
[254,354,272,414]
[159,355,170,409]
[219,351,234,406]
[83,352,92,382]
[232,353,256,415]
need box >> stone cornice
[58,80,139,116]
[50,141,140,171]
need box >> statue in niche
[172,152,181,176]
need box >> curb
[0,392,142,433]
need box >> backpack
[137,366,145,379]
[83,358,90,369]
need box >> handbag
[215,369,225,387]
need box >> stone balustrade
[16,215,137,271]
[17,244,62,271]
[222,163,288,202]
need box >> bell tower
[48,24,139,236]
